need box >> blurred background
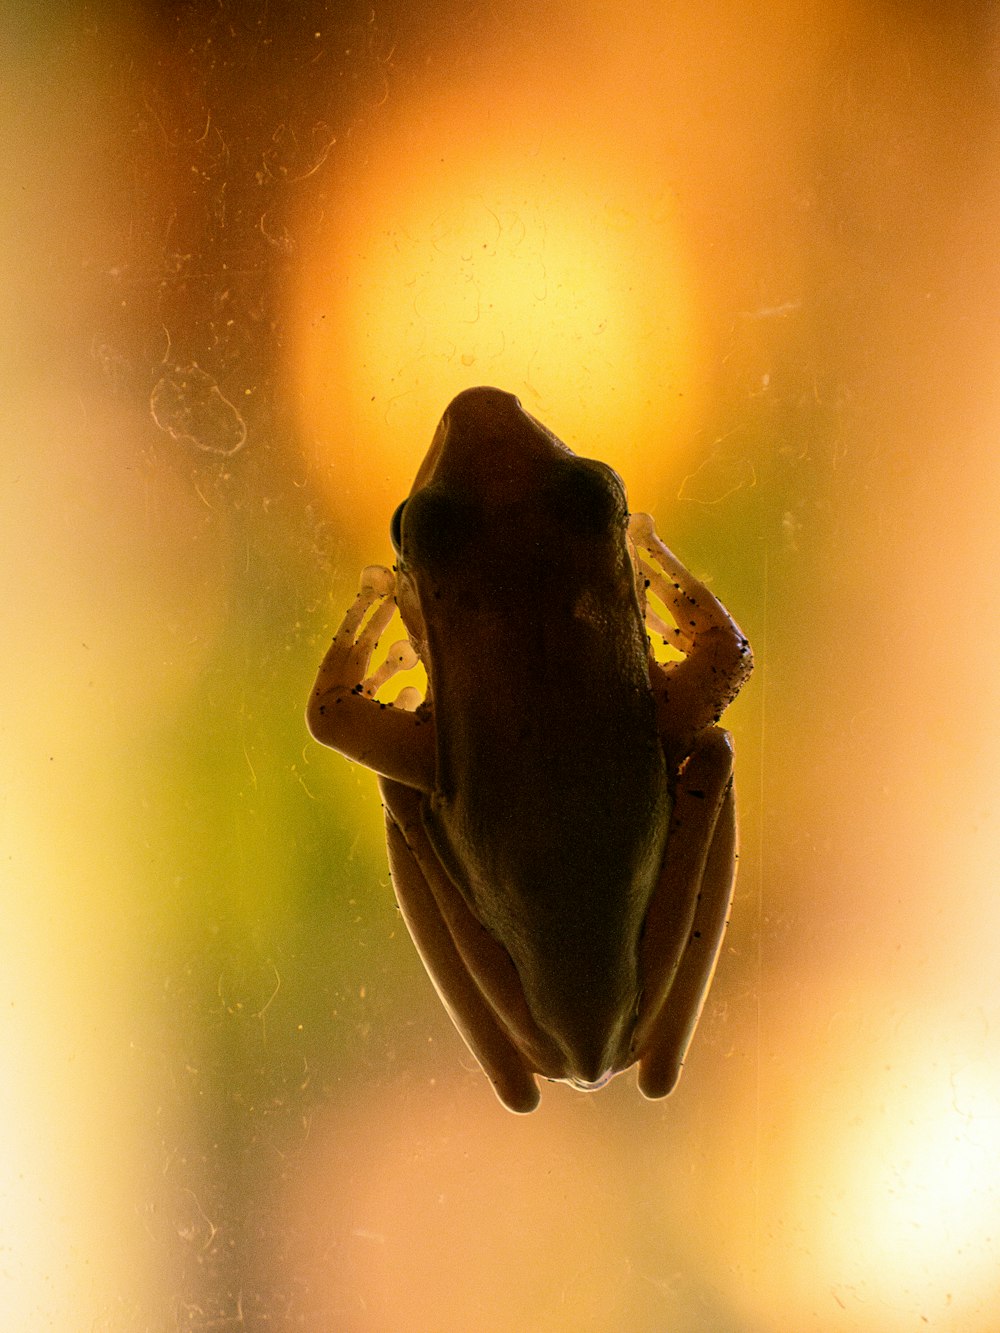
[2,1,999,1328]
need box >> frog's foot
[363,639,420,702]
[315,565,400,699]
[306,567,435,787]
[343,567,424,707]
[628,515,696,656]
[628,513,746,655]
[628,512,753,744]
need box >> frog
[306,386,752,1112]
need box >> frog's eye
[389,499,407,554]
[404,486,475,568]
[550,460,626,536]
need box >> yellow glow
[865,1082,998,1261]
[291,114,701,549]
[818,1051,1000,1325]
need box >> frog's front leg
[306,566,435,791]
[631,726,737,1098]
[378,777,565,1114]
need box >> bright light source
[291,120,702,548]
[838,1065,1000,1305]
[785,1030,1000,1331]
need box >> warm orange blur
[4,1,999,1329]
[290,59,704,549]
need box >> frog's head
[389,386,635,670]
[406,386,571,502]
[392,386,628,569]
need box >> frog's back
[422,525,671,1082]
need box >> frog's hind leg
[632,726,737,1099]
[379,777,561,1114]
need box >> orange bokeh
[289,99,703,553]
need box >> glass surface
[3,3,998,1328]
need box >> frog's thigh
[378,777,541,1114]
[634,728,737,1100]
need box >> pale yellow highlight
[291,114,701,549]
